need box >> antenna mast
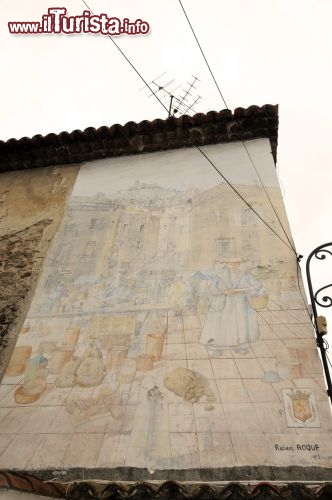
[140,74,201,118]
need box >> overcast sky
[2,0,332,351]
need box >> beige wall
[0,141,331,474]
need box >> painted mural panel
[0,140,331,471]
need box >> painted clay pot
[117,359,136,384]
[146,333,164,361]
[50,348,73,374]
[136,354,154,372]
[63,327,80,349]
[106,346,128,371]
[5,345,32,377]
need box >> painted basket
[249,295,269,310]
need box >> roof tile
[0,105,279,173]
[0,471,331,500]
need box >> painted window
[89,218,105,229]
[219,209,228,224]
[216,239,231,258]
[83,241,96,257]
[241,208,258,225]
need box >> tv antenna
[140,73,202,117]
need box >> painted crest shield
[291,392,312,423]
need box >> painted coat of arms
[282,389,320,427]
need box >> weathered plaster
[0,166,79,379]
[0,142,331,477]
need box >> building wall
[0,140,331,475]
[0,165,79,379]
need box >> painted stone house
[0,105,331,499]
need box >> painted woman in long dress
[200,258,266,353]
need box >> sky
[1,1,332,364]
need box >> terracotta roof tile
[0,105,278,173]
[0,471,331,500]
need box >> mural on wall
[0,142,331,471]
[198,259,266,355]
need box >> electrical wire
[241,139,296,253]
[177,0,297,254]
[296,261,314,321]
[177,0,229,110]
[196,144,295,252]
[81,0,169,115]
[80,0,296,254]
[99,0,332,400]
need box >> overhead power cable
[81,0,169,115]
[177,0,297,254]
[80,0,296,254]
[241,140,296,253]
[177,0,229,110]
[296,261,313,321]
[196,145,295,252]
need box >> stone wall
[0,165,79,378]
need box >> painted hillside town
[0,143,331,472]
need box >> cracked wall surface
[0,166,79,379]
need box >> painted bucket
[50,348,73,374]
[137,354,154,372]
[5,345,32,377]
[63,327,80,349]
[106,346,128,371]
[146,333,165,361]
[117,359,136,384]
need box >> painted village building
[0,105,331,499]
